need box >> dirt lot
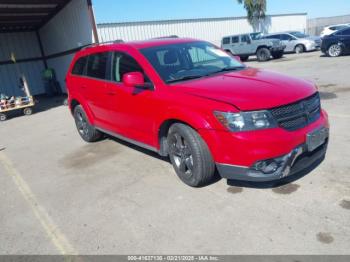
[1,51,350,255]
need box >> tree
[237,0,266,26]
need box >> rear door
[84,52,112,129]
[229,36,240,54]
[337,28,350,52]
[280,34,296,52]
[237,34,252,54]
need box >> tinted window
[86,52,109,79]
[281,34,292,41]
[241,35,250,42]
[265,35,279,39]
[222,37,230,44]
[112,52,144,82]
[231,36,239,43]
[339,28,350,35]
[72,56,87,75]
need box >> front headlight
[214,110,277,132]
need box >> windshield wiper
[167,75,205,83]
[209,66,245,75]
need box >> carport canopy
[0,0,71,32]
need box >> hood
[173,68,317,111]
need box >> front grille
[270,93,321,131]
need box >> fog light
[253,160,279,174]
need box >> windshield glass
[250,32,262,40]
[289,31,309,38]
[140,41,245,83]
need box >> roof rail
[81,39,124,50]
[152,35,179,39]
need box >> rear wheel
[256,47,271,62]
[295,44,305,54]
[167,123,215,187]
[327,44,342,57]
[73,105,103,142]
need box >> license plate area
[306,127,329,152]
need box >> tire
[73,105,103,142]
[294,44,305,54]
[0,113,6,121]
[327,44,342,57]
[23,107,32,115]
[272,51,284,59]
[240,56,249,62]
[167,123,215,187]
[256,47,271,62]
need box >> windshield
[289,31,309,38]
[140,41,245,83]
[250,32,262,40]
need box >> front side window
[140,41,245,83]
[86,52,109,79]
[241,35,250,43]
[72,56,87,75]
[112,52,150,83]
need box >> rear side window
[71,56,87,75]
[222,37,230,45]
[265,35,278,39]
[280,34,292,40]
[338,28,350,35]
[86,52,109,79]
[231,36,239,43]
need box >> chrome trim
[96,126,159,153]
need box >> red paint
[66,38,329,168]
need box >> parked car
[221,33,285,62]
[321,27,350,57]
[66,37,329,187]
[262,31,321,53]
[320,24,350,38]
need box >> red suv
[66,37,329,187]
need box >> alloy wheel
[169,132,194,176]
[328,44,341,57]
[76,112,89,137]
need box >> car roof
[83,37,201,52]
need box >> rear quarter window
[71,56,87,75]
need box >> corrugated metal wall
[0,32,45,96]
[97,13,307,46]
[39,0,94,92]
[307,14,350,36]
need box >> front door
[104,51,157,147]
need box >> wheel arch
[70,97,95,125]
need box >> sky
[93,0,350,24]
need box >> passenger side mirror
[122,72,151,89]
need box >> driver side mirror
[122,72,153,89]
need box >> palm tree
[237,0,266,26]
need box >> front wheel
[256,47,271,62]
[167,123,215,187]
[327,44,342,57]
[0,113,6,121]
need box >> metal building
[0,0,98,96]
[97,13,307,46]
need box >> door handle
[80,85,86,89]
[107,91,116,96]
